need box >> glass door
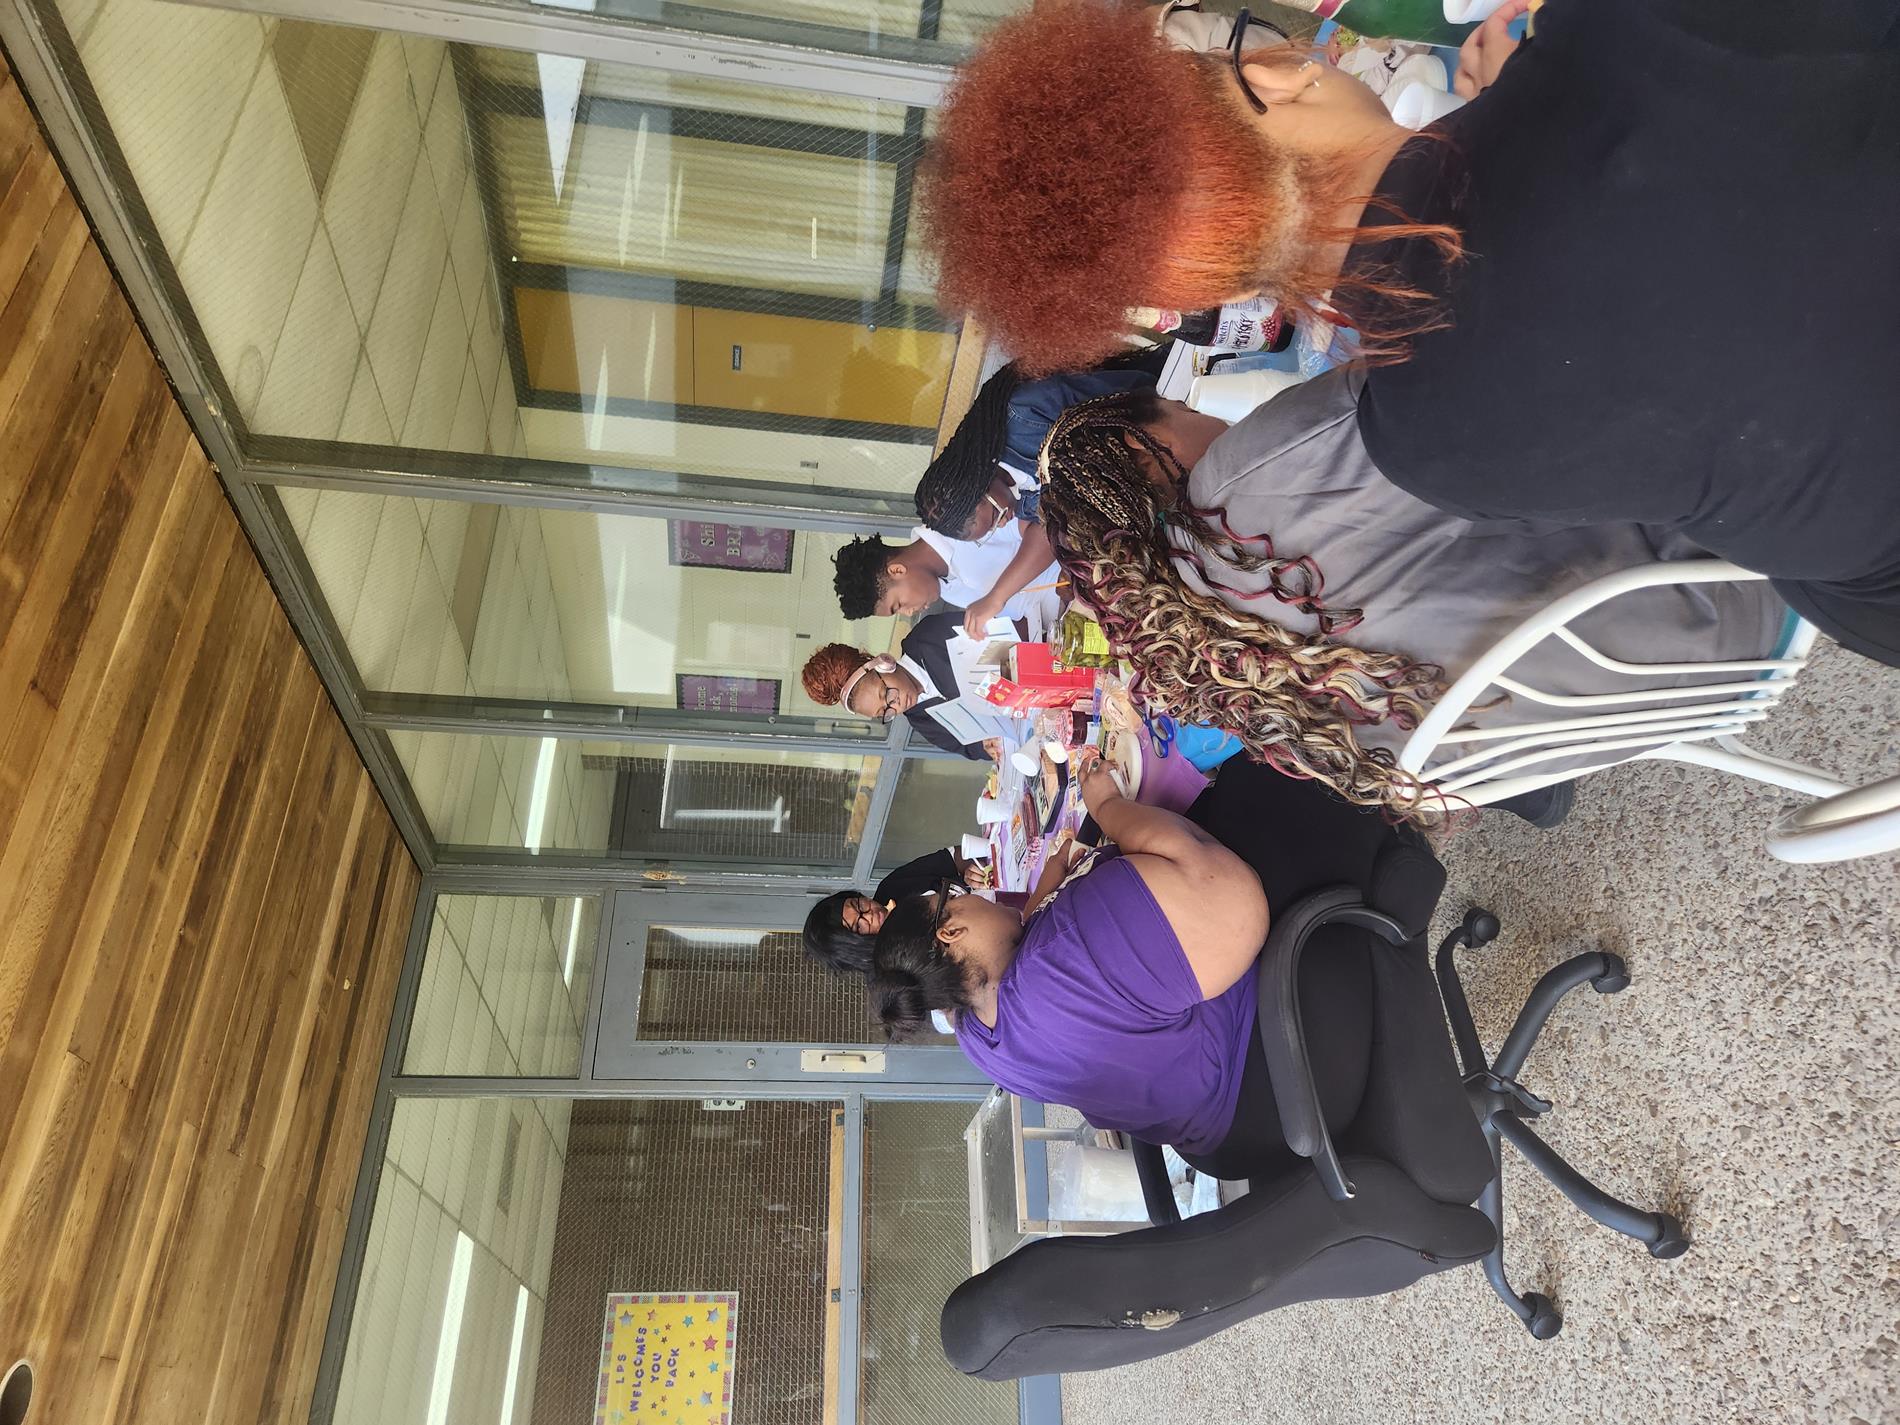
[593,888,984,1085]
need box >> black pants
[1176,926,1375,1181]
[1176,1034,1290,1182]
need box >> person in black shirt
[801,848,985,977]
[919,0,1900,665]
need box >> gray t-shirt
[1169,368,1789,764]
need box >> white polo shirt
[912,524,1061,626]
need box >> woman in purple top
[871,750,1275,1172]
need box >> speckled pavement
[1061,639,1900,1425]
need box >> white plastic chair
[1398,560,1900,864]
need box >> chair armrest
[1256,885,1412,1203]
[1128,1139,1181,1226]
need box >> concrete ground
[1063,639,1900,1425]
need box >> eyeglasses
[1228,8,1289,116]
[971,491,1013,545]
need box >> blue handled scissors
[1143,710,1177,759]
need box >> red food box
[980,644,1097,713]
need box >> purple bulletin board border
[667,521,795,574]
[675,674,782,717]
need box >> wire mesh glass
[330,1096,839,1425]
[532,1099,837,1425]
[861,1102,1016,1425]
[403,894,599,1076]
[636,924,881,1044]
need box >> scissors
[1143,710,1177,759]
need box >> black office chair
[941,761,1690,1380]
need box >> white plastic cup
[975,795,1009,824]
[1389,80,1464,131]
[1010,744,1042,778]
[1043,741,1070,765]
[1186,368,1305,423]
[960,832,993,862]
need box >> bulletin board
[595,1291,739,1425]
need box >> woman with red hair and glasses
[920,0,1900,668]
[800,612,1023,759]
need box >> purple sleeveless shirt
[957,852,1257,1153]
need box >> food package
[980,643,1097,713]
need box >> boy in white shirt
[830,531,1060,631]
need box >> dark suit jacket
[899,611,990,760]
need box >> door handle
[799,1050,887,1074]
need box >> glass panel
[874,757,991,875]
[387,731,878,867]
[271,485,898,730]
[637,924,878,1043]
[48,0,958,497]
[331,1096,838,1425]
[331,1096,570,1425]
[403,894,599,1076]
[635,0,1024,53]
[862,1102,1016,1425]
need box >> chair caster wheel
[1464,909,1500,947]
[1591,954,1630,994]
[1523,1293,1563,1339]
[1647,1215,1691,1259]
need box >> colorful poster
[668,521,793,573]
[596,1292,738,1425]
[676,675,781,717]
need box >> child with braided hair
[1037,376,1790,820]
[911,360,1156,637]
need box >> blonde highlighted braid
[1038,392,1447,818]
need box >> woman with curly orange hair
[799,612,1021,759]
[922,0,1900,668]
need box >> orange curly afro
[802,642,871,707]
[919,0,1286,374]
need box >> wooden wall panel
[0,53,420,1425]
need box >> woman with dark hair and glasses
[921,0,1900,669]
[801,846,989,977]
[798,611,1025,759]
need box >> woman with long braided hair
[1038,375,1791,819]
[913,358,1155,636]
